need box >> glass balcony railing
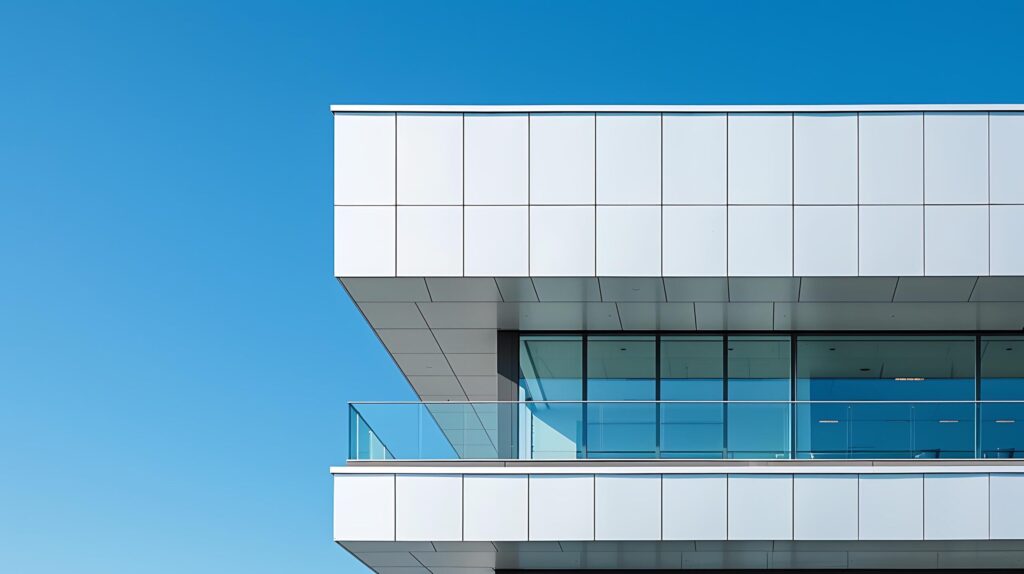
[347,401,1024,461]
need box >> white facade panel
[335,206,395,277]
[925,205,989,276]
[663,206,727,276]
[464,114,528,205]
[728,114,793,205]
[530,206,595,276]
[396,474,462,541]
[334,474,395,541]
[859,205,924,276]
[463,475,528,541]
[794,206,858,276]
[464,206,528,276]
[924,474,988,540]
[794,114,858,205]
[596,206,661,276]
[924,113,989,204]
[991,205,1024,275]
[530,114,595,204]
[793,474,858,541]
[334,113,396,205]
[662,474,727,540]
[859,113,924,204]
[991,113,1024,204]
[663,114,727,204]
[596,114,661,204]
[728,206,793,276]
[595,474,661,541]
[397,114,463,205]
[397,207,463,276]
[990,474,1024,539]
[529,475,594,541]
[727,474,793,541]
[859,474,924,540]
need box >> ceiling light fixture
[996,419,1016,424]
[818,419,839,424]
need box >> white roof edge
[331,104,1024,113]
[330,464,1024,475]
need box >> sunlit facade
[333,105,1024,571]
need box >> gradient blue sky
[2,1,1023,572]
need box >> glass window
[796,336,974,401]
[660,336,724,458]
[661,336,723,400]
[727,336,791,458]
[519,335,583,400]
[519,335,583,459]
[795,336,975,459]
[981,337,1024,458]
[586,336,656,457]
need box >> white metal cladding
[334,108,1024,279]
[333,470,1024,543]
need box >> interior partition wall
[516,332,1024,460]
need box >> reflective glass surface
[661,336,724,457]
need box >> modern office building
[331,105,1024,571]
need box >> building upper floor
[333,104,1024,279]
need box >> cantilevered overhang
[333,104,1024,401]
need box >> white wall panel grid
[991,113,1024,204]
[396,474,463,541]
[728,114,794,205]
[924,113,989,205]
[793,474,858,541]
[397,114,463,205]
[662,474,727,540]
[464,114,528,205]
[463,474,528,541]
[859,113,924,205]
[528,475,595,541]
[530,114,596,205]
[597,114,661,205]
[336,471,1024,543]
[924,474,989,540]
[794,113,858,205]
[924,205,989,276]
[335,110,1022,280]
[335,206,396,277]
[663,206,727,276]
[530,206,596,276]
[728,206,793,276]
[596,206,661,276]
[335,113,396,205]
[727,474,794,541]
[990,474,1024,539]
[859,205,924,276]
[663,114,727,205]
[794,206,858,276]
[334,474,395,541]
[397,206,463,276]
[858,474,924,541]
[595,474,661,540]
[991,205,1024,275]
[464,206,528,277]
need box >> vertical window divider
[581,333,588,460]
[790,334,798,460]
[722,334,729,460]
[655,334,661,458]
[975,334,982,459]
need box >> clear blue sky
[1,1,1022,572]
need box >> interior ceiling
[342,276,1024,402]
